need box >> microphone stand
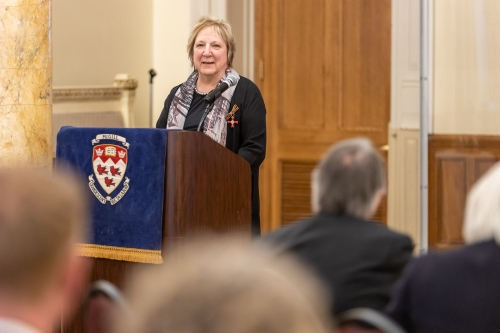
[149,69,157,128]
[197,101,215,132]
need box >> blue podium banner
[56,127,168,263]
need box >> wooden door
[254,0,391,233]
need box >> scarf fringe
[75,243,163,264]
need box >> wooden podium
[163,130,252,238]
[62,130,251,333]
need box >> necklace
[194,86,209,96]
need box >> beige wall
[152,0,191,126]
[433,0,500,135]
[52,0,154,127]
[227,0,254,79]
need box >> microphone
[204,75,238,103]
[149,69,157,84]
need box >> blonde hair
[0,169,88,301]
[187,16,236,67]
[463,161,500,245]
[115,237,334,333]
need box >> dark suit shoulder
[260,216,315,245]
[261,213,413,253]
[412,239,500,277]
[369,222,413,247]
[321,213,412,244]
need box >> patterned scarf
[165,68,240,146]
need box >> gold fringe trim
[75,243,163,264]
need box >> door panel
[341,0,391,131]
[279,0,327,130]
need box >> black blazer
[156,76,266,234]
[261,212,414,316]
[386,239,500,333]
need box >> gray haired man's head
[311,138,385,219]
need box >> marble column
[0,0,52,168]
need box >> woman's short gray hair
[311,138,385,218]
[463,161,500,245]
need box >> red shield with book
[92,144,128,195]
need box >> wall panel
[429,135,500,249]
[437,158,466,245]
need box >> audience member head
[311,137,385,219]
[463,161,500,245]
[187,16,236,67]
[0,168,89,330]
[115,237,334,333]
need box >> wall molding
[53,76,138,102]
[53,76,138,128]
[53,87,122,102]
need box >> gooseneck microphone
[197,75,238,131]
[203,75,238,103]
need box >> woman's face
[193,26,228,81]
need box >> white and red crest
[88,134,131,205]
[92,144,128,194]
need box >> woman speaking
[156,17,266,236]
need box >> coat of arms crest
[88,134,131,205]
